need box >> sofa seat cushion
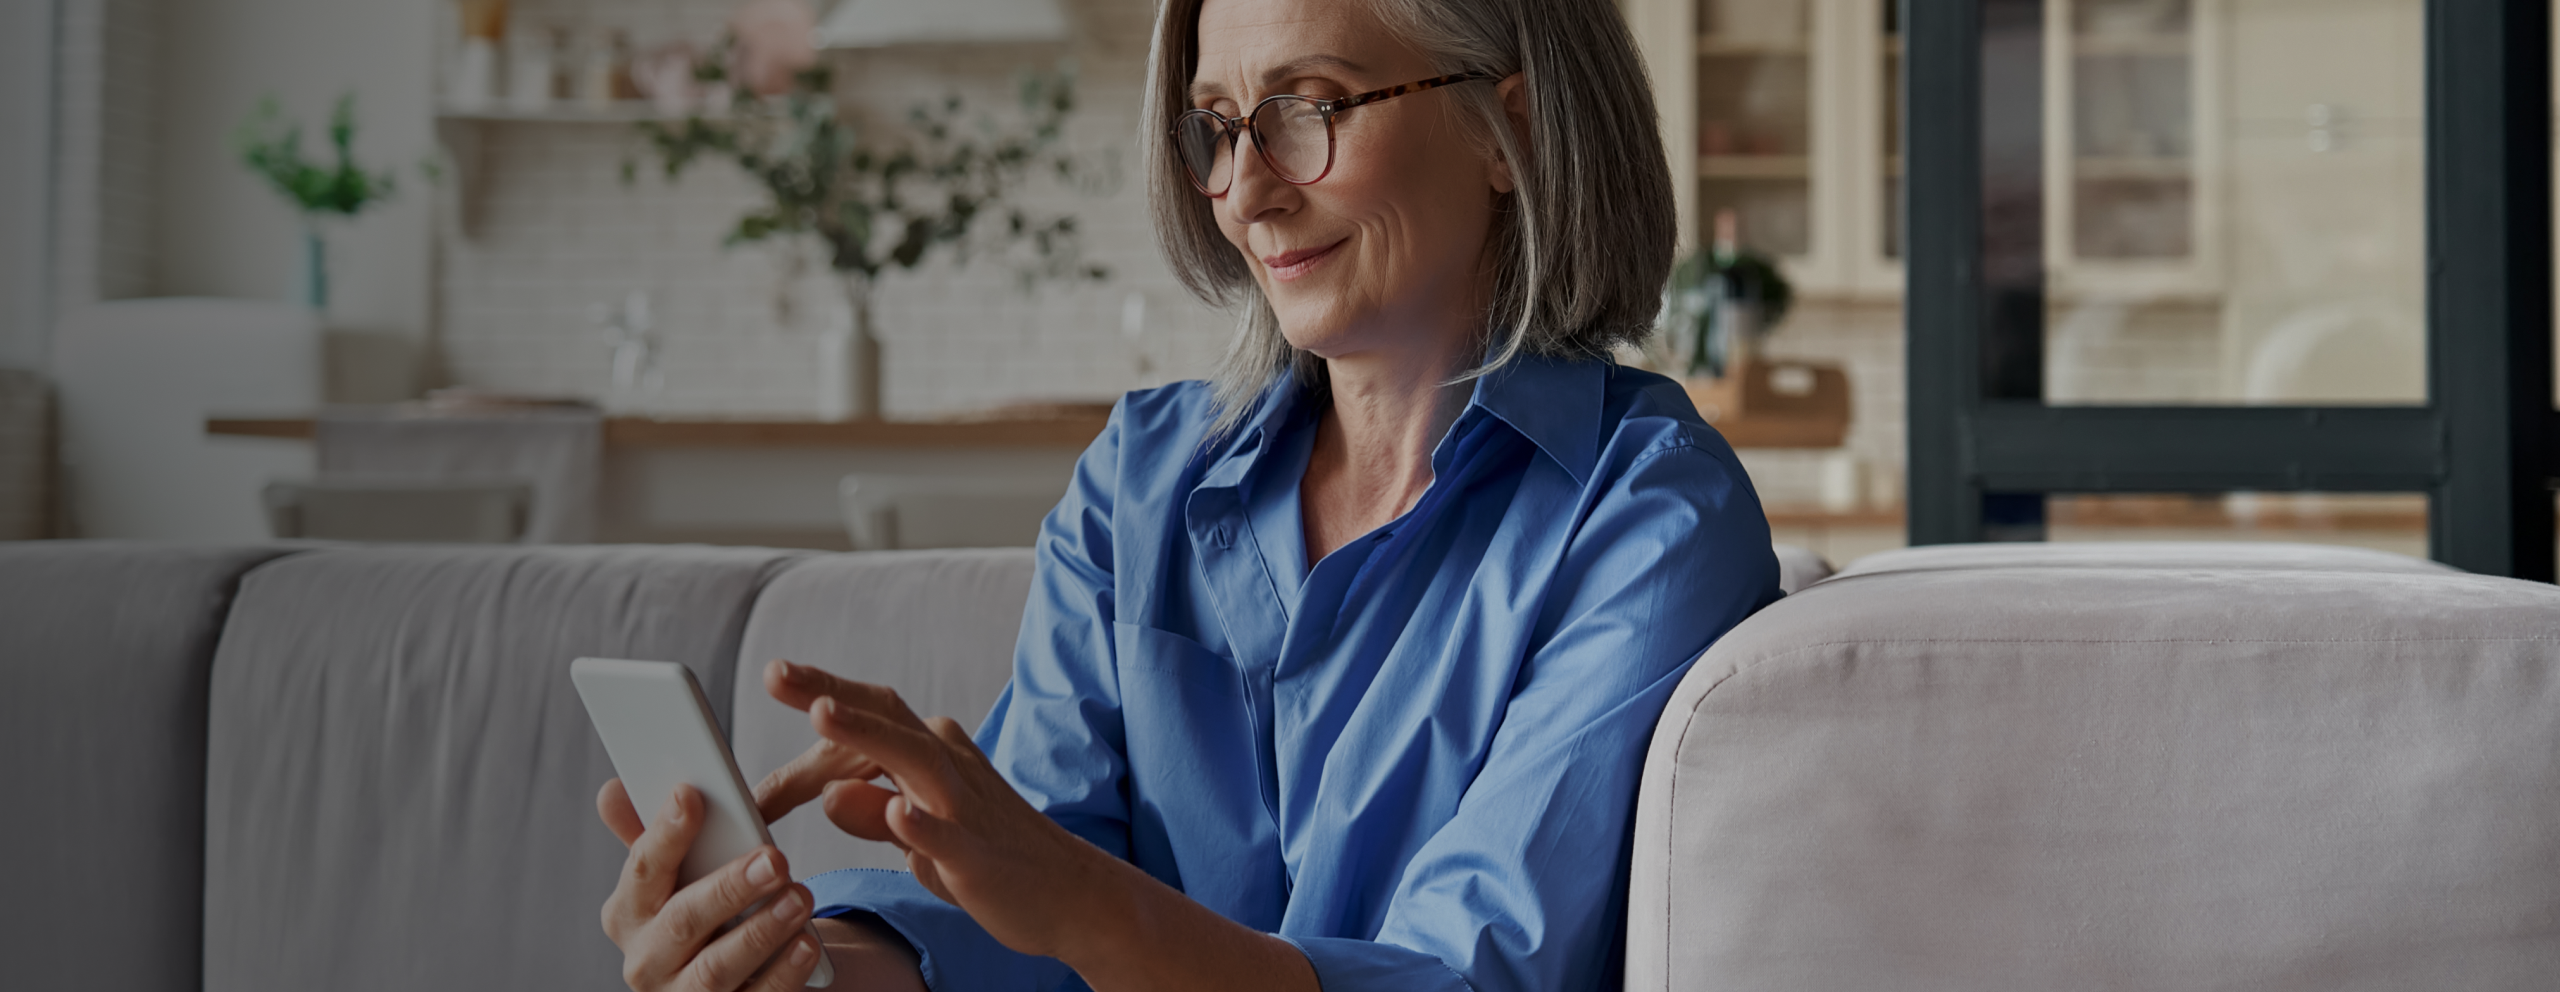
[1629,564,2560,991]
[0,541,296,992]
[730,548,1038,875]
[1833,540,2455,580]
[201,545,801,992]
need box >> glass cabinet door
[2044,0,2221,296]
[1694,0,1816,258]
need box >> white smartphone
[572,657,836,988]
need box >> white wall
[0,0,58,372]
[149,0,436,343]
[53,0,164,312]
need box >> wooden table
[207,414,1114,450]
[211,413,1112,549]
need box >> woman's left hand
[756,661,1118,961]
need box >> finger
[598,778,645,848]
[753,738,882,826]
[771,661,933,732]
[608,785,705,940]
[762,659,813,711]
[684,882,813,992]
[810,697,960,817]
[744,932,825,992]
[643,845,791,978]
[883,793,967,862]
[819,777,904,846]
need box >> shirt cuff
[806,867,1076,992]
[1284,935,1476,992]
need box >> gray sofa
[1,538,2552,991]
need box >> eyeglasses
[1172,71,1498,197]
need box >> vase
[292,220,330,313]
[815,271,883,421]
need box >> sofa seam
[1655,659,1753,990]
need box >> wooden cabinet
[1626,0,2222,301]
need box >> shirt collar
[1204,353,1607,490]
[1193,373,1309,495]
[1465,353,1606,487]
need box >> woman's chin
[1272,307,1358,360]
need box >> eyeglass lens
[1179,97,1334,193]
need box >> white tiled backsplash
[438,0,1233,418]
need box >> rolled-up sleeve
[809,400,1134,992]
[1292,439,1780,992]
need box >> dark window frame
[1903,0,2557,580]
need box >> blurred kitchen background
[0,0,2537,560]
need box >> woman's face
[1190,0,1511,365]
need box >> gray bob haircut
[1144,0,1677,428]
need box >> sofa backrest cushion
[200,545,800,992]
[1629,562,2560,991]
[0,541,294,992]
[1770,542,1833,592]
[1833,539,2456,579]
[730,549,1037,875]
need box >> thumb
[908,850,959,908]
[597,778,645,847]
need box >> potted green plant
[233,94,401,313]
[629,36,1107,420]
[1662,208,1794,379]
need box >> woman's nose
[1222,130,1297,225]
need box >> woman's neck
[1299,340,1474,563]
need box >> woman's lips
[1262,239,1347,283]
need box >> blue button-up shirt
[810,355,1780,992]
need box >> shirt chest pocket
[1109,622,1281,840]
[1110,622,1266,766]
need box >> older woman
[596,0,1779,989]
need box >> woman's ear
[1488,71,1529,195]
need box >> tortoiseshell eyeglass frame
[1173,71,1500,196]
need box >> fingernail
[790,937,817,966]
[747,850,779,887]
[771,889,805,922]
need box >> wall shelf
[1697,36,1811,57]
[435,101,707,124]
[2073,34,2194,58]
[2074,155,2193,180]
[1699,155,1814,179]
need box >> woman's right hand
[597,779,824,992]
